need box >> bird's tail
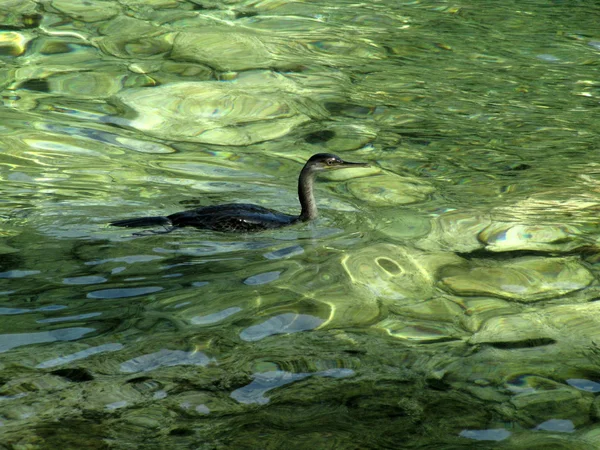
[110,216,172,228]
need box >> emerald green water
[2,1,600,448]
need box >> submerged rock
[511,384,592,428]
[455,297,519,333]
[470,301,600,345]
[171,26,385,71]
[346,173,434,206]
[440,257,594,302]
[505,433,598,450]
[375,317,465,343]
[51,0,120,22]
[416,210,491,253]
[0,31,33,56]
[171,28,277,72]
[114,75,327,145]
[479,223,585,253]
[341,243,464,301]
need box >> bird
[109,153,368,233]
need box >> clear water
[2,0,600,448]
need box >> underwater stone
[568,378,600,393]
[390,296,464,323]
[510,385,592,427]
[98,15,161,36]
[46,71,130,99]
[341,243,464,301]
[347,173,435,206]
[455,297,519,333]
[376,317,465,343]
[506,433,595,449]
[120,349,214,373]
[171,28,278,71]
[375,209,432,241]
[479,223,585,253]
[121,407,167,430]
[593,396,600,420]
[84,383,143,412]
[440,256,594,302]
[581,426,600,444]
[315,124,376,151]
[51,0,120,22]
[416,210,492,253]
[0,1,39,27]
[306,283,381,329]
[0,31,33,56]
[459,428,511,441]
[469,312,552,345]
[114,76,326,145]
[240,313,325,342]
[534,419,575,433]
[470,302,600,345]
[95,32,175,59]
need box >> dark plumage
[109,153,368,233]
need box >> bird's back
[168,203,298,232]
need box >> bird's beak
[339,160,369,168]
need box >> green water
[2,0,600,448]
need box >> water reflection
[0,327,94,353]
[1,0,600,448]
[240,313,326,342]
[231,368,354,405]
[36,343,123,369]
[119,349,214,373]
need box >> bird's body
[110,153,367,234]
[170,203,297,232]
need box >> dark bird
[110,153,368,233]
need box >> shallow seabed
[2,0,600,448]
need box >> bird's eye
[327,159,335,165]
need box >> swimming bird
[109,153,368,233]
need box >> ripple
[51,0,120,21]
[0,327,95,353]
[566,379,600,393]
[377,319,461,343]
[36,343,123,368]
[459,429,511,441]
[341,243,463,301]
[0,270,40,278]
[240,313,325,342]
[190,307,242,325]
[0,31,32,56]
[120,349,214,373]
[105,400,127,411]
[347,173,434,205]
[62,276,107,285]
[230,368,354,405]
[440,257,593,302]
[114,74,326,145]
[479,223,584,253]
[85,255,163,266]
[534,419,575,433]
[243,271,281,285]
[37,312,102,324]
[263,245,304,260]
[87,286,163,299]
[0,307,31,315]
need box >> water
[2,0,600,448]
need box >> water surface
[2,0,600,448]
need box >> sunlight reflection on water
[1,0,600,448]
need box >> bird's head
[304,153,369,171]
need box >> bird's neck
[298,167,317,221]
